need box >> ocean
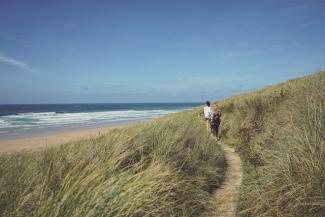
[0,103,200,140]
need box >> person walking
[211,105,221,138]
[203,101,212,131]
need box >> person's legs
[215,123,220,138]
[206,119,210,131]
[211,126,216,136]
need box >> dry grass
[1,71,323,217]
[0,111,226,217]
[217,71,325,217]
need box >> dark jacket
[211,111,221,127]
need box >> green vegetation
[0,111,225,217]
[1,71,324,217]
[218,71,325,217]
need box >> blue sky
[0,0,324,103]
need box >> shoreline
[0,119,150,154]
[0,118,154,141]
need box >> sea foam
[0,109,178,129]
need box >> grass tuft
[0,111,225,217]
[218,71,325,217]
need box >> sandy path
[212,142,243,217]
[0,124,128,154]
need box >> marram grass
[0,111,225,217]
[1,71,324,217]
[217,71,325,217]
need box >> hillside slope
[1,71,324,217]
[0,111,225,217]
[216,71,325,217]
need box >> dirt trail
[212,142,243,217]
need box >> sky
[0,0,324,104]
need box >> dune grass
[0,110,225,217]
[217,71,325,217]
[1,71,323,217]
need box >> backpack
[211,111,221,126]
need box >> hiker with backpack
[211,105,221,138]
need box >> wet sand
[0,121,139,154]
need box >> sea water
[0,103,200,140]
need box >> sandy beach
[0,122,136,154]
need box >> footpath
[212,142,243,217]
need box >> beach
[0,103,200,154]
[0,121,139,154]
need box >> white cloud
[0,52,36,72]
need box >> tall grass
[218,71,325,216]
[0,111,225,217]
[2,71,323,217]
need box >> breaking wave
[0,109,178,129]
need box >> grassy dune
[0,111,225,217]
[217,71,325,217]
[1,71,323,217]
